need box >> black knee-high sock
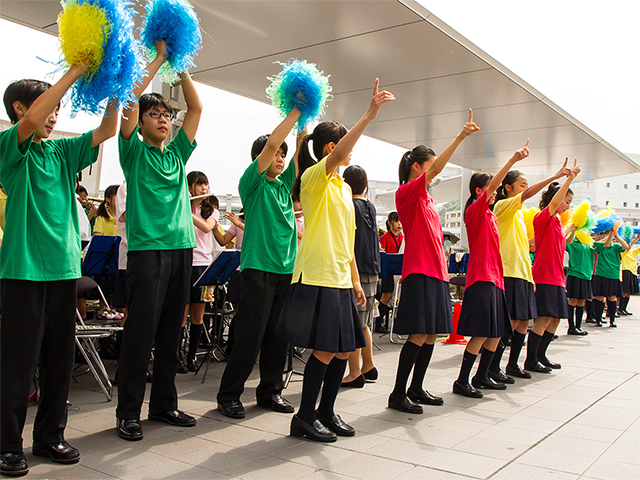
[621,296,630,313]
[188,323,204,362]
[391,341,421,398]
[575,306,584,330]
[318,357,348,418]
[567,305,576,330]
[594,299,605,322]
[409,343,435,393]
[538,331,555,362]
[608,300,617,324]
[298,354,330,425]
[488,338,506,373]
[456,350,477,385]
[475,347,495,381]
[507,331,526,368]
[585,299,593,320]
[178,328,185,362]
[526,331,543,364]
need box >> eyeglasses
[142,111,175,121]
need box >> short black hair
[3,79,52,124]
[343,165,368,195]
[76,185,88,195]
[250,134,288,161]
[138,93,173,123]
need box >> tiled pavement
[20,298,640,479]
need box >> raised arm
[91,99,118,148]
[488,139,530,198]
[16,64,87,144]
[613,223,630,251]
[120,41,167,141]
[176,72,203,144]
[549,158,580,215]
[424,109,479,186]
[292,127,307,177]
[257,107,301,175]
[521,158,570,202]
[325,79,395,174]
[565,223,577,245]
[603,228,615,248]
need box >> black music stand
[381,253,404,343]
[193,250,241,383]
[82,236,121,276]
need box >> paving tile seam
[484,372,639,479]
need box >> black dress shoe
[584,318,596,324]
[187,359,198,372]
[407,388,444,406]
[341,375,365,388]
[594,320,603,327]
[617,310,628,316]
[567,328,582,335]
[315,410,355,437]
[290,415,337,442]
[488,369,515,384]
[472,376,506,390]
[363,367,378,382]
[610,321,618,328]
[524,361,552,373]
[505,364,532,379]
[177,361,188,374]
[257,394,295,413]
[149,409,196,426]
[539,357,562,369]
[576,328,589,336]
[0,452,28,477]
[388,394,423,414]
[218,400,245,419]
[453,380,483,398]
[32,442,80,464]
[117,418,143,441]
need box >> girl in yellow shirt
[93,185,120,236]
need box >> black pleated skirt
[535,283,569,319]
[504,277,537,321]
[592,275,623,298]
[393,274,452,335]
[276,281,366,353]
[457,281,513,338]
[622,270,639,295]
[566,275,593,300]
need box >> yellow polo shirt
[621,247,640,273]
[493,193,534,283]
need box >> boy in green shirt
[592,226,629,327]
[0,67,117,477]
[115,41,202,441]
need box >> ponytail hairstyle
[96,185,119,220]
[187,171,214,220]
[539,182,573,210]
[385,211,400,232]
[343,165,368,196]
[464,172,493,221]
[291,120,348,200]
[495,170,523,203]
[398,145,436,185]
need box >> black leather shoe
[290,415,337,442]
[453,380,483,398]
[177,361,188,374]
[315,410,355,437]
[32,442,80,464]
[505,364,532,379]
[116,418,143,441]
[341,375,365,388]
[257,394,295,413]
[576,328,589,336]
[539,357,562,369]
[0,452,28,477]
[610,321,617,328]
[187,359,198,372]
[472,376,506,390]
[594,320,603,327]
[148,409,196,426]
[218,400,245,419]
[363,367,378,382]
[584,318,595,324]
[488,369,515,384]
[567,328,581,335]
[407,388,444,406]
[524,361,552,373]
[388,394,423,414]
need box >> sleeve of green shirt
[238,160,261,202]
[53,130,99,172]
[118,127,143,173]
[614,243,624,254]
[166,127,197,165]
[280,160,297,190]
[0,124,33,172]
[593,241,604,254]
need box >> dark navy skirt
[504,277,537,321]
[535,283,569,319]
[276,281,366,353]
[457,281,512,338]
[566,275,593,300]
[393,274,452,335]
[622,270,639,295]
[592,275,623,298]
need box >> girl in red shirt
[453,141,530,398]
[388,110,479,414]
[378,212,403,321]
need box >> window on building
[606,182,610,188]
[624,184,628,189]
[636,203,639,208]
[636,185,639,190]
[606,201,610,206]
[624,202,628,207]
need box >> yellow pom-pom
[58,1,112,77]
[571,200,590,229]
[523,206,539,240]
[596,207,615,218]
[560,209,571,227]
[575,229,594,248]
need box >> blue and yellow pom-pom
[593,209,619,234]
[266,59,333,132]
[140,0,202,84]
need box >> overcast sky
[1,0,637,195]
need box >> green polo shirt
[566,240,595,280]
[238,159,297,274]
[119,126,197,251]
[594,241,624,280]
[0,123,98,280]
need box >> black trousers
[217,269,290,403]
[1,279,76,453]
[116,249,192,420]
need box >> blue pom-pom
[266,59,332,131]
[618,224,634,244]
[593,215,617,234]
[634,226,640,236]
[140,0,202,84]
